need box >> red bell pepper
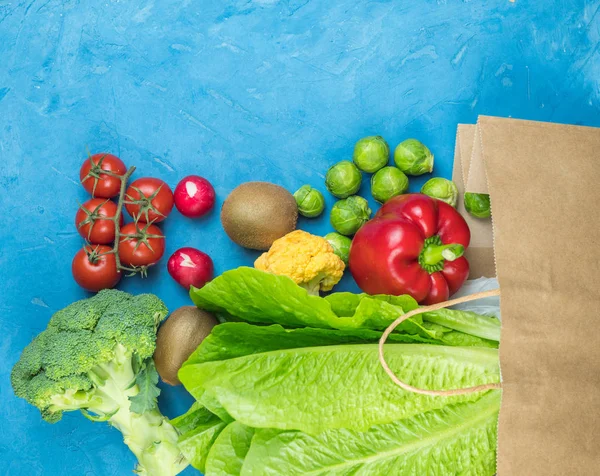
[349,193,470,304]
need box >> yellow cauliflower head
[254,230,345,295]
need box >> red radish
[173,175,215,218]
[168,247,214,289]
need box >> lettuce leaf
[205,422,255,476]
[190,268,501,347]
[199,392,235,423]
[241,391,500,475]
[170,403,226,472]
[183,322,439,367]
[189,267,421,332]
[324,292,418,317]
[180,268,502,473]
[170,401,215,434]
[423,308,501,342]
[437,330,498,348]
[417,322,497,348]
[180,339,500,434]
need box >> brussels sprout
[420,178,458,207]
[371,166,409,203]
[325,161,362,198]
[330,196,371,236]
[464,192,491,218]
[293,185,325,218]
[324,232,352,265]
[394,139,434,176]
[352,136,390,173]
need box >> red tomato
[173,175,216,218]
[72,245,121,292]
[125,177,174,223]
[75,198,123,244]
[167,247,214,289]
[118,222,165,267]
[80,153,127,198]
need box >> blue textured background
[1,1,599,474]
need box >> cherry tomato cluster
[72,152,216,292]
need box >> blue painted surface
[1,0,599,474]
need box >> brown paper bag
[452,124,495,278]
[470,116,600,475]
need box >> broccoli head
[11,289,188,476]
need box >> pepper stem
[423,243,464,265]
[418,235,464,273]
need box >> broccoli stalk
[49,345,184,474]
[11,290,188,476]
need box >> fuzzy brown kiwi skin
[221,181,298,251]
[154,306,218,386]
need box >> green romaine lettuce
[205,422,255,476]
[180,267,503,474]
[199,392,234,423]
[419,322,497,348]
[423,308,501,342]
[190,268,501,347]
[242,391,500,475]
[437,330,498,348]
[189,267,421,332]
[170,404,226,473]
[170,401,215,434]
[180,339,500,434]
[324,292,418,317]
[183,322,438,368]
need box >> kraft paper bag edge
[455,124,474,187]
[477,115,600,475]
[452,123,495,278]
[465,119,489,194]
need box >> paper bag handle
[378,289,503,396]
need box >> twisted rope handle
[378,288,503,396]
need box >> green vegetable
[394,139,434,176]
[180,267,502,475]
[371,166,409,203]
[185,323,438,367]
[190,267,423,333]
[175,320,501,475]
[243,392,500,475]
[324,232,352,264]
[11,290,187,476]
[352,135,390,173]
[464,192,491,218]
[199,392,235,423]
[423,308,501,342]
[330,195,371,235]
[293,185,325,218]
[324,292,420,318]
[325,160,362,198]
[190,267,500,347]
[170,401,216,434]
[179,333,500,433]
[434,329,497,348]
[205,422,255,476]
[171,403,226,473]
[421,177,458,207]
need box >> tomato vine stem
[84,165,160,278]
[110,166,136,273]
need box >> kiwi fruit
[153,306,218,385]
[221,181,298,250]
